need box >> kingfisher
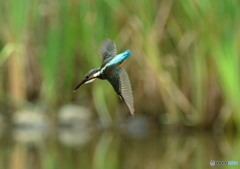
[73,39,134,115]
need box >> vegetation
[0,0,240,130]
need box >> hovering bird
[73,39,134,115]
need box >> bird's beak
[73,77,97,92]
[73,79,87,92]
[73,68,100,92]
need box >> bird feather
[99,39,117,66]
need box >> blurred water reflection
[0,122,239,169]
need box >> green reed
[0,0,240,130]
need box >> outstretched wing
[106,67,134,115]
[99,39,117,66]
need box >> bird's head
[73,68,101,92]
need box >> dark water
[0,123,239,169]
[0,128,240,169]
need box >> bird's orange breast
[119,61,125,67]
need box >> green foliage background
[0,0,240,129]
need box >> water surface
[0,122,239,169]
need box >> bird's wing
[118,68,134,115]
[107,67,134,115]
[99,39,117,66]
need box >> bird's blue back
[101,50,131,72]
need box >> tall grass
[0,0,240,130]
